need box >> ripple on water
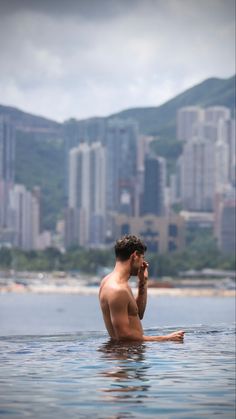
[0,324,235,418]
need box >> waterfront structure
[66,142,106,247]
[113,213,185,254]
[141,155,166,216]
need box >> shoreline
[0,284,235,297]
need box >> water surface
[0,294,235,418]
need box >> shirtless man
[99,235,185,342]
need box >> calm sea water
[0,294,235,418]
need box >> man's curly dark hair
[114,235,147,261]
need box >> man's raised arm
[136,261,148,319]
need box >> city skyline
[0,103,235,254]
[0,0,235,122]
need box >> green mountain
[0,75,235,230]
[0,104,60,132]
[108,74,235,137]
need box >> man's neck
[113,261,131,283]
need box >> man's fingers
[175,331,185,340]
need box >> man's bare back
[99,235,185,343]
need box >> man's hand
[166,330,185,341]
[138,260,149,286]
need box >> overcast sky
[0,0,235,122]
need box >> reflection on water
[98,340,150,401]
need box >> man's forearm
[143,335,170,342]
[116,331,184,342]
[136,281,148,319]
[144,330,185,342]
[118,333,171,342]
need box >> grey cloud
[0,0,139,20]
[0,0,235,121]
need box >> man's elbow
[114,327,142,342]
[115,327,131,340]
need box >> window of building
[168,241,177,252]
[146,240,159,253]
[169,224,178,237]
[121,223,130,235]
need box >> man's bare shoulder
[99,273,112,296]
[99,273,129,302]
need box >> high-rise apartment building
[192,121,218,143]
[175,105,234,212]
[215,187,235,255]
[177,107,204,141]
[180,137,215,211]
[67,142,106,247]
[204,106,231,124]
[224,119,236,185]
[177,106,231,143]
[0,116,15,183]
[141,155,166,216]
[105,119,138,217]
[63,119,106,200]
[9,184,40,250]
[0,116,15,228]
[214,138,229,193]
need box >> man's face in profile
[130,252,145,276]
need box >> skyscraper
[67,142,106,247]
[224,119,236,185]
[204,106,231,124]
[9,184,40,250]
[215,187,236,255]
[176,105,234,212]
[180,137,215,211]
[214,138,229,193]
[177,107,204,141]
[0,116,15,228]
[105,119,138,216]
[141,155,166,216]
[63,118,106,201]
